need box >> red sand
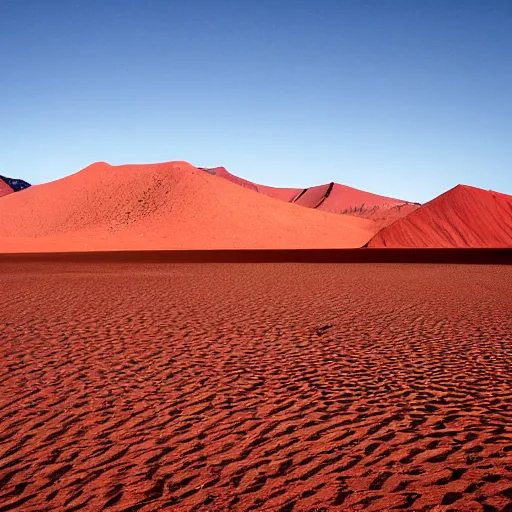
[203,168,419,226]
[0,179,13,199]
[369,185,512,248]
[295,183,419,226]
[0,161,377,252]
[1,261,511,511]
[202,166,303,202]
[293,183,333,208]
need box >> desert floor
[1,261,511,511]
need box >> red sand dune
[1,260,511,511]
[369,184,512,248]
[200,166,303,202]
[293,183,333,208]
[294,183,420,226]
[0,161,378,252]
[202,167,419,226]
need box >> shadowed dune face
[0,262,511,511]
[0,161,378,252]
[369,185,512,248]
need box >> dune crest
[201,167,419,226]
[294,182,419,226]
[200,166,303,202]
[0,161,378,252]
[368,184,512,248]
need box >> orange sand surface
[0,162,376,252]
[205,167,419,226]
[1,261,511,511]
[202,167,302,203]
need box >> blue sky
[1,0,511,203]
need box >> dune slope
[201,167,419,226]
[0,161,377,252]
[368,184,512,248]
[0,175,31,198]
[200,166,302,202]
[296,182,420,226]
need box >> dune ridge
[201,166,419,226]
[294,182,420,226]
[199,166,303,202]
[2,163,510,251]
[0,161,377,252]
[368,184,512,248]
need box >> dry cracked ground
[0,261,511,511]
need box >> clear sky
[1,0,511,203]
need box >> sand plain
[1,260,511,511]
